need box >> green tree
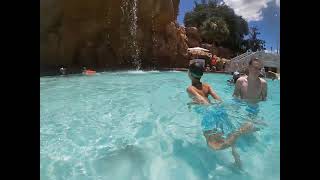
[199,16,229,44]
[246,26,266,52]
[183,0,250,53]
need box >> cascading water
[122,0,141,70]
[128,0,141,70]
[151,10,157,69]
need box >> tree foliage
[184,0,254,53]
[199,16,229,44]
[245,26,266,52]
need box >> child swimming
[186,60,259,168]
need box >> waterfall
[129,0,141,70]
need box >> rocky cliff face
[185,27,201,48]
[40,0,188,71]
[184,27,234,59]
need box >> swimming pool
[40,71,280,180]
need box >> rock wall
[40,0,189,71]
[185,27,201,47]
[184,27,234,59]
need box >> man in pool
[233,58,268,101]
[187,61,258,168]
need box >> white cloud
[223,0,273,22]
[264,49,279,54]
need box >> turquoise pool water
[40,71,280,180]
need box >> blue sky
[177,0,280,52]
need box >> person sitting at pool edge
[186,61,258,167]
[233,58,267,101]
[82,66,87,73]
[267,71,278,81]
[205,64,211,72]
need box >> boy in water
[187,61,221,104]
[187,61,258,167]
[233,58,268,102]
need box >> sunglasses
[189,59,205,67]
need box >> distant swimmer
[227,71,240,84]
[267,71,278,81]
[60,67,66,75]
[82,67,96,75]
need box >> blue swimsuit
[194,105,236,138]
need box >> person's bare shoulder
[203,83,214,91]
[260,78,267,83]
[187,85,193,92]
[187,85,201,94]
[203,83,212,88]
[235,76,245,86]
[259,78,267,85]
[237,76,246,82]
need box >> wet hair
[249,57,263,66]
[232,73,240,83]
[233,76,240,83]
[189,62,204,79]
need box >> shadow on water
[236,134,259,152]
[92,145,148,180]
[171,139,252,180]
[182,101,265,178]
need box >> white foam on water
[126,70,160,74]
[169,70,183,73]
[148,70,160,73]
[149,156,199,180]
[127,70,146,74]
